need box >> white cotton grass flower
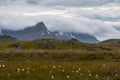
[89,73,92,77]
[17,68,20,73]
[115,73,118,77]
[96,75,99,79]
[50,71,52,73]
[67,75,70,78]
[51,75,54,79]
[26,71,30,73]
[21,68,25,71]
[88,70,91,73]
[58,65,61,68]
[8,73,10,77]
[2,64,5,68]
[80,73,83,76]
[103,64,106,67]
[17,68,20,71]
[78,68,81,71]
[53,65,56,69]
[72,71,74,73]
[62,69,64,72]
[27,67,30,70]
[76,70,79,73]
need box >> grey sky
[0,0,120,41]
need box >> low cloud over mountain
[0,0,120,41]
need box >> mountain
[0,35,17,42]
[101,39,120,44]
[1,22,99,43]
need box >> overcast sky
[0,0,120,41]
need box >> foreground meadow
[0,61,119,80]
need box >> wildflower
[96,75,99,79]
[50,71,52,73]
[22,68,25,71]
[115,73,118,77]
[103,64,106,67]
[67,75,70,78]
[53,65,56,69]
[78,68,81,71]
[88,70,91,73]
[72,71,74,73]
[17,68,20,71]
[89,73,92,77]
[2,64,5,68]
[58,65,61,68]
[27,67,30,70]
[26,71,30,73]
[80,73,83,76]
[76,70,79,73]
[8,73,10,77]
[51,75,54,79]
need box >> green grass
[0,61,119,80]
[0,50,119,62]
[0,39,119,80]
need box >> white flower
[58,65,61,68]
[53,66,56,69]
[96,75,99,79]
[50,71,52,73]
[80,73,83,76]
[8,73,10,76]
[78,68,81,71]
[76,70,79,73]
[27,67,30,70]
[26,71,30,73]
[17,68,20,71]
[2,64,5,68]
[51,75,54,79]
[103,64,106,67]
[89,73,92,77]
[22,68,25,71]
[88,70,91,73]
[72,71,74,73]
[67,75,70,78]
[115,73,118,77]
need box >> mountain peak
[35,22,47,30]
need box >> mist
[0,0,120,41]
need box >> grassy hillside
[0,39,119,51]
[0,39,119,80]
[0,39,119,62]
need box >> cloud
[0,0,120,41]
